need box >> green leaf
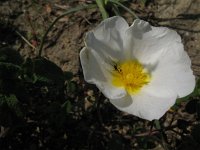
[191,124,200,144]
[108,134,131,150]
[112,4,121,16]
[140,0,148,5]
[0,62,21,78]
[0,94,23,117]
[33,58,64,86]
[45,102,66,129]
[0,47,23,65]
[6,94,23,117]
[62,100,72,113]
[154,120,161,130]
[104,0,109,5]
[109,0,139,19]
[96,0,109,19]
[67,81,77,93]
[64,71,73,81]
[197,101,200,118]
[0,63,22,94]
[185,99,198,114]
[21,58,37,83]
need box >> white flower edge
[80,16,195,121]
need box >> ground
[0,0,200,150]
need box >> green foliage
[64,71,73,81]
[0,47,23,65]
[0,94,23,127]
[96,0,109,19]
[140,0,148,5]
[107,134,131,150]
[0,47,79,149]
[21,58,37,83]
[5,94,22,116]
[0,48,22,95]
[62,100,72,113]
[95,0,138,19]
[192,124,200,144]
[33,58,64,85]
[0,47,70,127]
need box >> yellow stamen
[112,60,150,95]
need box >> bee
[114,63,122,73]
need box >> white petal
[147,47,195,98]
[80,47,127,99]
[124,19,182,65]
[124,19,195,97]
[85,16,129,60]
[110,92,177,121]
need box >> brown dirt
[152,0,200,77]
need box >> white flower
[80,16,195,121]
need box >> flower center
[112,60,150,95]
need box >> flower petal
[80,47,127,99]
[124,19,195,98]
[86,16,129,60]
[124,19,182,65]
[146,46,195,98]
[110,92,177,121]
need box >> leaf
[0,62,21,78]
[62,100,72,113]
[67,81,77,94]
[0,94,23,126]
[104,0,109,5]
[45,102,66,129]
[191,124,200,144]
[197,101,200,119]
[96,0,109,19]
[0,47,23,65]
[185,99,198,114]
[107,134,130,150]
[5,94,23,117]
[64,71,73,81]
[33,58,64,86]
[21,58,37,83]
[0,62,21,94]
[140,0,148,5]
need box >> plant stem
[96,93,104,126]
[38,4,96,57]
[15,31,36,49]
[109,0,139,19]
[96,0,109,20]
[154,120,169,150]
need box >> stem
[15,31,36,49]
[154,119,161,130]
[96,0,109,20]
[154,120,169,150]
[38,4,96,57]
[149,120,154,134]
[109,0,139,19]
[96,93,104,126]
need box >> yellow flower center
[112,60,151,95]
